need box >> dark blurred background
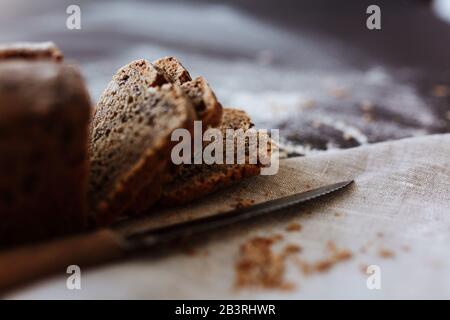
[1,0,449,153]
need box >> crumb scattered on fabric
[376,232,384,238]
[296,242,353,275]
[279,282,296,291]
[283,244,302,255]
[286,222,302,232]
[431,84,449,97]
[326,241,337,252]
[234,236,294,290]
[401,245,410,252]
[183,247,208,257]
[334,213,341,217]
[360,239,374,253]
[270,234,284,242]
[360,264,369,274]
[378,248,395,259]
[232,197,255,209]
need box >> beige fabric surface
[9,134,450,299]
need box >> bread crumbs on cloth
[232,197,255,209]
[234,236,296,290]
[296,241,353,275]
[378,247,395,259]
[234,235,353,289]
[285,222,302,232]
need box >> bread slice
[125,58,224,214]
[153,56,192,85]
[89,60,196,224]
[0,42,63,62]
[181,76,223,128]
[158,108,270,207]
[0,61,91,245]
[153,57,222,128]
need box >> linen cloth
[9,134,450,299]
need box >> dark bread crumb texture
[89,59,195,224]
[158,108,270,207]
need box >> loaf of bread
[158,108,270,206]
[0,42,63,62]
[0,61,91,246]
[89,60,196,224]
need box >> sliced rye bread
[0,60,91,245]
[89,59,196,224]
[125,58,223,214]
[153,56,222,128]
[158,108,272,207]
[0,42,63,62]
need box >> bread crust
[159,164,261,207]
[0,42,63,62]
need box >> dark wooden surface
[1,0,449,153]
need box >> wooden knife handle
[0,229,125,296]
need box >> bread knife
[0,180,353,295]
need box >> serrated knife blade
[0,180,353,295]
[125,180,354,249]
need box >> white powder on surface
[0,0,442,152]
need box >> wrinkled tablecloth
[8,134,450,299]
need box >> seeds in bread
[0,61,91,245]
[89,60,196,224]
[0,42,63,62]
